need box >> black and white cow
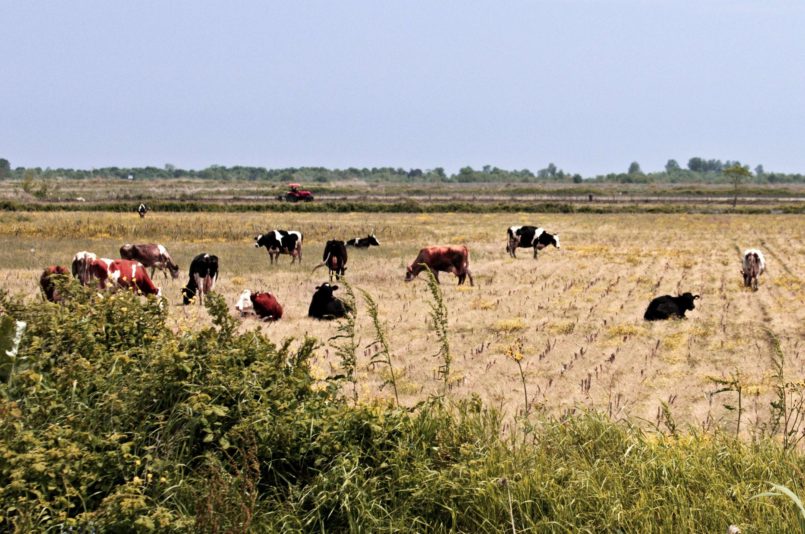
[182,253,219,305]
[308,283,350,320]
[346,234,380,248]
[506,226,561,259]
[254,230,303,264]
[137,203,148,218]
[644,292,700,321]
[312,240,348,280]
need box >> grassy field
[2,210,803,435]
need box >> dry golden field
[1,211,804,432]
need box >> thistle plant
[360,288,399,407]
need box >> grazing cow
[308,283,350,319]
[40,265,70,303]
[235,289,283,320]
[138,203,148,218]
[506,226,561,259]
[120,243,180,280]
[741,249,766,291]
[71,251,98,286]
[254,230,303,264]
[182,253,219,305]
[312,240,348,280]
[644,292,700,321]
[346,234,380,248]
[405,245,473,286]
[89,259,161,297]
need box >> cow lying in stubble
[741,249,766,291]
[235,289,283,320]
[311,240,347,281]
[405,245,473,286]
[40,265,70,303]
[308,283,350,319]
[644,292,700,321]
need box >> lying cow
[235,289,283,320]
[89,259,161,297]
[312,240,348,280]
[741,249,766,291]
[254,230,303,264]
[182,253,219,305]
[308,283,350,319]
[506,226,561,259]
[644,292,700,321]
[405,245,473,286]
[346,234,380,248]
[40,265,70,303]
[120,243,180,280]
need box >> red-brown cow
[40,265,70,303]
[235,289,283,320]
[120,243,180,279]
[405,245,474,286]
[89,259,161,297]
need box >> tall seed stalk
[328,281,359,404]
[422,266,451,397]
[360,289,400,407]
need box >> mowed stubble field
[1,211,803,432]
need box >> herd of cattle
[37,224,767,323]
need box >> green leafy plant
[360,288,399,407]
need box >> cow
[311,240,348,280]
[405,245,473,286]
[71,251,98,286]
[741,249,766,291]
[644,292,700,321]
[235,289,283,321]
[308,283,350,319]
[138,203,148,218]
[120,243,180,280]
[182,253,219,305]
[40,265,70,303]
[89,259,161,297]
[254,230,303,264]
[346,234,380,248]
[506,226,561,259]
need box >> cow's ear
[315,285,321,290]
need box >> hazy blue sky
[3,1,804,176]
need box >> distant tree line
[1,157,803,184]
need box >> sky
[2,1,804,177]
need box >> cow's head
[236,289,253,314]
[404,265,415,282]
[254,235,263,248]
[315,283,338,298]
[678,292,700,311]
[536,232,560,250]
[168,262,180,279]
[366,234,380,246]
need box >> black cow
[506,226,561,259]
[182,253,219,305]
[644,292,700,321]
[308,283,350,320]
[312,240,348,281]
[254,230,303,264]
[346,234,380,248]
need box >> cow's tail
[311,253,330,273]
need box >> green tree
[628,161,642,175]
[665,159,680,173]
[0,158,10,179]
[724,163,752,208]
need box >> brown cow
[40,265,70,302]
[89,259,161,297]
[120,243,180,279]
[405,245,473,286]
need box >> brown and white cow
[71,251,98,286]
[89,259,161,297]
[405,245,474,286]
[40,265,70,303]
[120,243,180,279]
[235,289,283,320]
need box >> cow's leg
[466,269,474,287]
[533,246,539,259]
[433,270,440,284]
